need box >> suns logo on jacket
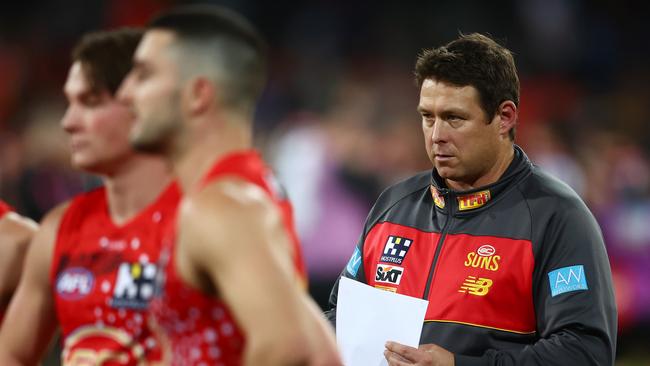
[464,244,500,272]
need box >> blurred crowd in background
[0,0,648,364]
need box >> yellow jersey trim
[424,319,536,335]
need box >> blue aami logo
[548,265,588,297]
[346,247,362,277]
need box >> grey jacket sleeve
[456,200,617,366]
[324,232,368,328]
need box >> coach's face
[418,78,512,190]
[61,61,134,174]
[119,29,183,155]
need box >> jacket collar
[429,145,532,215]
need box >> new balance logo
[459,276,493,296]
[380,236,413,265]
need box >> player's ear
[495,100,517,138]
[187,77,215,116]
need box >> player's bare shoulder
[179,177,286,261]
[0,212,38,259]
[0,212,38,238]
[39,201,71,237]
[183,177,281,232]
[24,201,72,269]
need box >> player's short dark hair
[72,28,143,96]
[415,33,519,140]
[148,4,268,114]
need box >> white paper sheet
[336,277,429,366]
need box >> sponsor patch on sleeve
[346,247,362,277]
[548,265,588,297]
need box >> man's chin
[71,159,103,175]
[434,165,455,178]
[130,136,165,155]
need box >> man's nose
[431,119,448,144]
[61,105,80,133]
[116,73,134,104]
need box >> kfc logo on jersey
[380,235,413,265]
[56,267,95,300]
[457,190,491,211]
[375,264,404,285]
[110,262,158,309]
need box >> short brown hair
[148,5,267,115]
[72,28,143,95]
[415,33,519,140]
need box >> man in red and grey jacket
[326,33,616,366]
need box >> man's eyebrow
[63,86,91,100]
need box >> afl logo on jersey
[56,267,95,300]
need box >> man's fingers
[384,349,412,365]
[385,341,419,362]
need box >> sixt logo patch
[56,267,95,300]
[430,186,445,209]
[457,190,491,211]
[548,265,588,297]
[375,264,404,285]
[346,247,362,277]
[458,276,493,296]
[380,236,413,265]
[464,244,500,272]
[110,262,158,309]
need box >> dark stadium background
[0,0,648,364]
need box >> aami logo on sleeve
[346,247,362,277]
[548,265,588,297]
[375,264,404,285]
[380,236,413,265]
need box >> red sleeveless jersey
[50,183,180,365]
[150,150,306,365]
[0,200,13,218]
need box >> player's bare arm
[0,213,38,310]
[175,178,341,366]
[0,203,68,365]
